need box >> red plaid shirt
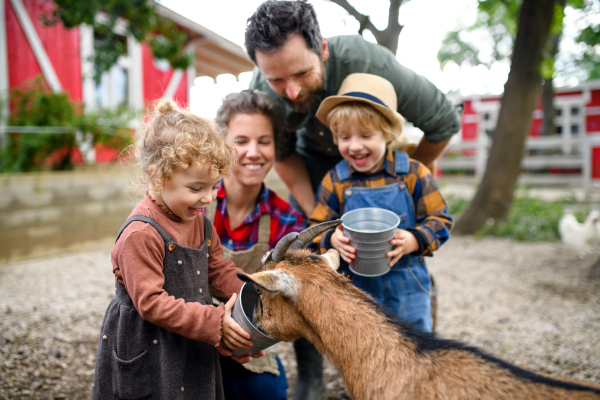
[207,182,304,251]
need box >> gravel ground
[1,236,599,399]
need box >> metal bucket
[341,207,400,277]
[230,282,280,358]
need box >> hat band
[343,92,389,108]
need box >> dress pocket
[111,349,152,399]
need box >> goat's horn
[290,220,343,250]
[271,232,299,263]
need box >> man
[245,1,462,399]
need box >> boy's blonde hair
[132,99,235,196]
[327,101,403,144]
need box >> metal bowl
[230,282,280,358]
[341,208,400,277]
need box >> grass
[446,190,596,242]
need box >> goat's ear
[237,271,300,300]
[237,272,278,293]
[322,249,340,271]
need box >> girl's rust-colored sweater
[111,194,244,346]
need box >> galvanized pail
[341,207,400,277]
[230,282,280,358]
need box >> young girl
[92,99,262,400]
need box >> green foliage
[447,189,593,242]
[0,77,134,173]
[45,0,193,82]
[575,23,600,80]
[437,0,598,81]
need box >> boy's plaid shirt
[209,182,304,251]
[310,149,454,256]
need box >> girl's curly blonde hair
[132,99,235,196]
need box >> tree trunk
[542,33,561,137]
[453,0,557,235]
[541,77,555,136]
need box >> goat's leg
[292,337,326,400]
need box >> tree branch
[387,0,404,35]
[328,0,381,35]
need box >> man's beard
[284,88,325,114]
[283,62,326,114]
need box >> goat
[238,220,600,400]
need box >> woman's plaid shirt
[310,149,453,256]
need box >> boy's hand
[387,229,419,266]
[221,293,254,351]
[330,225,356,263]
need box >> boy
[310,73,454,332]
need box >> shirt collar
[217,182,271,224]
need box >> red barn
[0,0,253,162]
[445,80,600,193]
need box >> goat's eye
[256,288,262,294]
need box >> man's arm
[274,152,315,217]
[410,137,451,171]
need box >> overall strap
[334,158,351,181]
[115,215,174,245]
[257,213,271,245]
[393,150,410,175]
[202,213,212,252]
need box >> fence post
[476,133,488,177]
[583,134,591,199]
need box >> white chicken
[559,210,600,258]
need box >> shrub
[447,189,593,242]
[0,77,134,173]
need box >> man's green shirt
[250,35,462,190]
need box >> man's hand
[330,225,356,264]
[409,137,450,171]
[387,229,419,266]
[274,152,315,217]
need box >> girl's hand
[387,229,419,266]
[215,343,265,364]
[330,225,356,263]
[221,293,254,351]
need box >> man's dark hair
[245,0,323,64]
[216,89,285,141]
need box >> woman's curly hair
[132,99,235,196]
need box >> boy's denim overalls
[336,151,432,332]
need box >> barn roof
[155,3,255,80]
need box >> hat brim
[316,95,404,132]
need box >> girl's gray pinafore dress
[92,214,224,400]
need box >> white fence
[438,133,600,197]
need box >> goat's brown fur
[240,248,600,400]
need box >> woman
[206,89,304,400]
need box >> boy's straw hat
[316,73,404,132]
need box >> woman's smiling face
[228,113,275,188]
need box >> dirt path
[1,236,599,399]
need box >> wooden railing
[438,134,600,196]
